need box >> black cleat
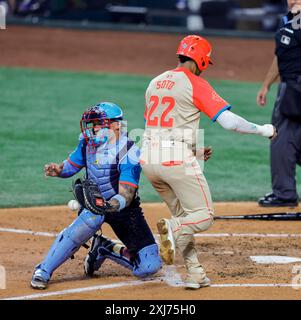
[84,235,107,276]
[258,193,298,207]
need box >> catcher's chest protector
[86,134,133,200]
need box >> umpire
[257,0,301,207]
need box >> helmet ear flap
[198,56,210,71]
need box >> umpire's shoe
[31,267,49,290]
[258,193,299,207]
[157,218,176,265]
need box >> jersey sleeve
[183,69,231,121]
[119,145,141,188]
[193,77,231,121]
[67,135,86,169]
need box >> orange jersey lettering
[156,80,175,90]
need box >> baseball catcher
[31,102,162,289]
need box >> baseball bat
[214,212,301,221]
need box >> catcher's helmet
[176,35,213,71]
[80,102,123,147]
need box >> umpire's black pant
[270,82,301,200]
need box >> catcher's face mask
[80,104,123,151]
[81,119,111,148]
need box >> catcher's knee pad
[38,209,104,276]
[132,244,162,278]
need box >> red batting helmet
[176,35,213,71]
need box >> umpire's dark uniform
[261,11,301,206]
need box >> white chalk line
[0,227,57,237]
[1,227,301,238]
[1,279,162,300]
[2,280,300,300]
[194,233,301,238]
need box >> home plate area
[0,203,301,300]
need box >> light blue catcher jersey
[67,133,141,200]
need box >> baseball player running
[31,102,162,289]
[141,35,277,289]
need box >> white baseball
[68,199,80,211]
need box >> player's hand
[257,86,269,106]
[44,163,63,177]
[291,4,301,14]
[196,146,213,161]
[269,126,278,141]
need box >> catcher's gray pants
[270,83,301,201]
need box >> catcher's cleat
[157,218,175,265]
[31,268,49,290]
[84,235,107,276]
[84,235,132,276]
[185,276,211,290]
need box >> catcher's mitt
[74,178,110,215]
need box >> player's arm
[44,137,85,178]
[44,162,64,177]
[106,146,141,212]
[257,56,279,106]
[216,110,277,139]
[107,183,137,212]
[192,78,277,139]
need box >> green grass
[0,66,300,207]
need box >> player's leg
[142,163,183,265]
[259,83,299,206]
[270,120,299,202]
[84,234,133,276]
[150,181,210,288]
[158,159,214,236]
[146,177,179,265]
[85,199,162,278]
[109,202,162,278]
[31,209,104,289]
[156,160,214,289]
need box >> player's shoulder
[184,71,212,90]
[198,76,211,88]
[148,71,171,86]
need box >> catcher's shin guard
[36,209,104,279]
[132,244,162,278]
[84,235,133,276]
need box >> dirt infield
[0,25,275,81]
[0,203,301,300]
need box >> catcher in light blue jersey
[31,102,162,290]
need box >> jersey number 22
[146,95,175,128]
